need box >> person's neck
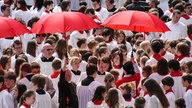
[72,68,78,72]
[172,20,178,24]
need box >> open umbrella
[0,17,31,38]
[31,12,100,34]
[101,10,170,32]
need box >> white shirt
[165,91,175,108]
[95,7,109,23]
[0,90,14,108]
[160,21,187,40]
[147,95,163,108]
[179,16,192,25]
[68,31,87,48]
[184,89,192,108]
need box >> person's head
[184,3,192,15]
[12,40,22,55]
[43,0,53,10]
[2,47,13,57]
[184,61,192,74]
[140,56,149,68]
[174,3,184,13]
[31,74,46,90]
[14,84,27,103]
[98,57,110,72]
[182,74,192,87]
[87,40,98,52]
[150,40,162,54]
[85,8,95,18]
[21,63,32,77]
[86,64,98,78]
[123,61,135,75]
[17,0,27,10]
[119,83,132,95]
[156,58,169,75]
[52,58,61,71]
[70,57,80,71]
[144,79,169,108]
[109,69,119,82]
[105,88,119,107]
[175,98,186,108]
[19,90,36,106]
[110,50,123,67]
[176,42,190,56]
[4,72,16,89]
[42,43,54,58]
[26,40,37,57]
[172,10,182,24]
[168,59,181,72]
[1,4,10,17]
[87,56,98,65]
[15,58,26,77]
[140,41,150,53]
[142,65,152,78]
[105,0,115,10]
[169,40,179,54]
[30,62,40,74]
[104,74,115,92]
[91,0,101,10]
[149,0,159,8]
[27,17,39,28]
[92,86,106,101]
[97,47,109,58]
[161,76,174,91]
[77,38,87,49]
[69,48,80,57]
[60,0,71,11]
[134,97,146,108]
[102,28,113,43]
[0,55,11,70]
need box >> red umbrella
[0,17,31,38]
[101,10,170,32]
[31,12,100,34]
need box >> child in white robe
[182,74,192,108]
[161,76,176,108]
[19,90,35,108]
[31,74,52,108]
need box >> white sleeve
[181,25,187,39]
[4,93,14,108]
[147,96,159,108]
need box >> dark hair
[79,1,87,6]
[88,56,98,65]
[86,64,98,76]
[27,17,39,28]
[0,75,4,83]
[175,98,186,108]
[161,76,174,87]
[142,65,152,78]
[15,58,26,77]
[17,0,27,11]
[185,61,192,74]
[16,84,27,103]
[85,8,95,15]
[123,61,135,75]
[151,40,162,53]
[182,74,192,84]
[134,97,146,108]
[1,4,10,12]
[30,62,40,69]
[176,43,190,56]
[52,59,62,70]
[33,0,44,11]
[31,74,46,89]
[19,90,35,106]
[26,40,37,57]
[91,0,101,3]
[144,79,169,108]
[55,38,67,60]
[44,0,53,8]
[12,40,22,48]
[187,23,192,35]
[104,74,115,92]
[102,28,113,42]
[78,6,87,13]
[174,3,184,12]
[4,72,16,82]
[156,58,169,75]
[60,0,70,11]
[92,86,106,101]
[105,88,119,107]
[0,55,10,70]
[168,59,180,71]
[77,38,86,48]
[110,50,124,68]
[21,63,32,73]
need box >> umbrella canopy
[0,17,31,38]
[31,12,100,34]
[101,10,170,32]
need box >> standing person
[40,0,53,18]
[31,74,52,108]
[4,72,16,96]
[14,84,27,108]
[144,79,169,108]
[181,74,192,108]
[87,86,106,107]
[105,0,117,15]
[58,69,78,108]
[0,55,11,72]
[19,90,36,108]
[77,64,101,108]
[26,40,38,63]
[0,75,14,108]
[161,76,176,108]
[30,0,44,18]
[1,4,11,17]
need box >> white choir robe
[18,77,31,89]
[179,57,192,66]
[30,6,45,18]
[163,51,174,62]
[166,74,185,98]
[145,57,158,66]
[95,72,110,86]
[144,94,150,108]
[27,54,36,64]
[147,95,163,108]
[0,90,14,108]
[103,102,124,108]
[149,73,164,84]
[95,7,109,23]
[31,92,52,108]
[48,74,60,108]
[107,40,117,53]
[52,5,62,13]
[180,16,192,25]
[87,100,105,108]
[123,97,135,108]
[185,37,192,55]
[160,21,187,40]
[184,89,192,108]
[35,57,55,76]
[40,11,50,18]
[52,52,66,67]
[12,10,34,24]
[71,71,84,85]
[158,0,169,12]
[165,92,175,108]
[77,80,102,108]
[68,31,87,48]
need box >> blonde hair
[70,56,80,65]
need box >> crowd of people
[0,0,192,108]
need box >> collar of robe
[41,56,55,62]
[71,70,81,75]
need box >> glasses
[46,49,53,51]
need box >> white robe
[18,77,31,89]
[95,72,110,86]
[123,97,135,107]
[163,51,174,62]
[71,71,84,85]
[0,90,14,108]
[158,0,169,12]
[32,92,52,108]
[184,89,192,108]
[68,31,87,48]
[30,6,45,18]
[95,7,109,23]
[147,95,163,108]
[179,57,192,66]
[12,10,34,24]
[149,73,164,84]
[87,100,105,108]
[144,94,150,108]
[165,92,175,108]
[77,80,102,108]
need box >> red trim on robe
[50,71,60,78]
[153,53,164,61]
[188,35,192,40]
[182,14,190,20]
[161,50,166,56]
[165,88,174,94]
[170,71,183,77]
[44,9,49,13]
[21,102,30,108]
[174,54,190,61]
[113,65,122,69]
[186,85,192,92]
[93,99,103,105]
